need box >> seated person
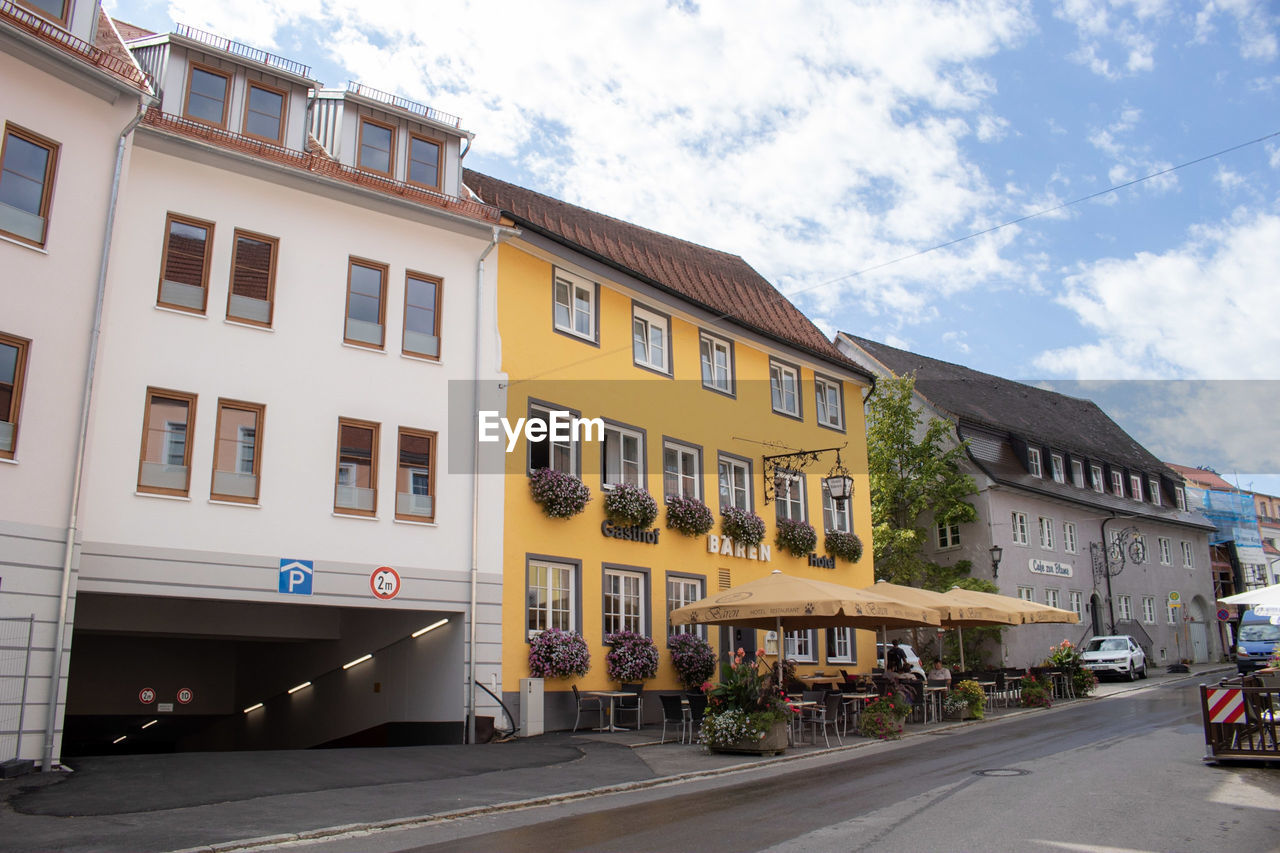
[927,660,952,686]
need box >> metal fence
[1200,675,1280,762]
[0,616,35,763]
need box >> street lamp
[989,544,1003,579]
[823,451,853,507]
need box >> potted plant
[604,631,659,683]
[775,518,817,557]
[857,694,910,739]
[720,506,766,546]
[1020,674,1053,709]
[603,482,659,528]
[701,648,791,754]
[529,468,591,519]
[950,679,986,720]
[824,529,863,562]
[668,633,717,691]
[942,691,972,720]
[527,628,591,679]
[665,495,715,537]
[1047,639,1096,697]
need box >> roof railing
[175,23,311,79]
[0,0,149,89]
[346,81,461,128]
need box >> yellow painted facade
[495,239,876,705]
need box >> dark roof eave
[507,211,876,385]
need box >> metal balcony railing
[175,23,311,79]
[0,0,149,89]
[346,81,461,129]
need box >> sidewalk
[0,663,1230,853]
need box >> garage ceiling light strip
[343,653,373,670]
[243,702,264,714]
[412,618,448,638]
[112,735,127,744]
[288,681,312,694]
[141,720,157,729]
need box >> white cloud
[942,330,972,353]
[1055,0,1170,78]
[1195,0,1279,62]
[1215,166,1246,192]
[1034,210,1280,379]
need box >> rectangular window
[357,116,394,176]
[137,388,197,496]
[407,133,441,189]
[603,567,645,636]
[527,402,577,475]
[15,0,68,25]
[1071,459,1085,488]
[1142,596,1155,624]
[1149,477,1161,506]
[395,428,435,521]
[528,559,575,637]
[663,440,700,500]
[1176,486,1187,511]
[822,480,851,533]
[632,304,670,374]
[157,213,214,313]
[1167,599,1178,624]
[1045,588,1060,609]
[1027,447,1042,477]
[403,272,442,359]
[602,423,643,488]
[552,269,595,341]
[1130,474,1143,501]
[334,418,378,515]
[184,63,231,127]
[0,124,58,247]
[769,359,800,418]
[1181,541,1194,567]
[226,229,277,326]
[814,375,844,430]
[700,332,733,394]
[1110,470,1124,497]
[827,627,854,663]
[717,454,750,512]
[1051,453,1065,483]
[0,333,30,459]
[785,629,814,662]
[1159,537,1171,565]
[210,399,263,503]
[1069,591,1083,619]
[1063,521,1077,554]
[937,522,960,549]
[776,470,805,523]
[1017,586,1035,602]
[1011,511,1029,545]
[344,258,387,348]
[1091,464,1104,492]
[1117,595,1132,622]
[667,575,705,638]
[1038,516,1055,550]
[243,81,287,143]
[1135,534,1147,563]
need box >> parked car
[876,642,926,678]
[1081,635,1147,680]
[1235,609,1280,674]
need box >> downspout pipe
[467,226,500,745]
[43,105,148,771]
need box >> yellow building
[466,171,877,730]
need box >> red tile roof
[463,170,866,377]
[1165,463,1237,491]
[110,18,156,42]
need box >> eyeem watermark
[478,410,604,452]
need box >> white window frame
[1130,474,1143,502]
[552,268,595,341]
[785,629,815,662]
[1069,591,1083,619]
[1158,537,1171,565]
[1167,599,1178,624]
[822,480,851,533]
[1045,588,1060,609]
[603,567,645,636]
[632,303,670,374]
[527,559,576,639]
[1112,470,1125,497]
[527,402,577,476]
[775,469,806,523]
[1017,586,1035,602]
[1176,486,1187,511]
[1182,541,1194,568]
[827,627,854,663]
[663,440,701,500]
[718,454,751,512]
[1091,465,1104,492]
[1063,521,1077,554]
[1011,511,1029,545]
[1072,459,1085,488]
[1142,596,1155,624]
[602,423,644,489]
[814,375,844,430]
[1028,447,1042,477]
[937,521,960,549]
[1117,594,1132,622]
[1051,453,1065,483]
[1039,516,1055,550]
[699,332,733,394]
[769,360,800,418]
[667,575,705,638]
[1149,477,1161,506]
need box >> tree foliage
[867,373,978,587]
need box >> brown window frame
[406,132,442,191]
[344,257,388,349]
[334,417,380,517]
[0,123,60,248]
[182,61,232,129]
[157,212,215,314]
[14,0,68,27]
[137,387,198,497]
[0,332,31,460]
[402,271,443,360]
[394,427,437,522]
[357,116,396,177]
[210,398,266,504]
[241,80,289,144]
[225,228,278,327]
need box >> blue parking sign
[279,559,314,595]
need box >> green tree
[867,373,978,588]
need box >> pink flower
[756,648,766,657]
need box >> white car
[1081,635,1147,680]
[876,642,927,678]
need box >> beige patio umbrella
[871,580,1021,670]
[943,586,1079,624]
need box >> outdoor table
[841,692,877,732]
[798,675,846,689]
[787,700,818,744]
[923,685,947,723]
[587,691,637,732]
[976,681,997,711]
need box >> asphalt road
[300,680,1280,853]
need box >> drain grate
[974,768,1030,777]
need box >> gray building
[837,334,1220,669]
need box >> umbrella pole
[958,626,965,670]
[776,616,783,687]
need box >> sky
[105,0,1280,492]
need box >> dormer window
[1027,447,1042,477]
[1050,453,1065,483]
[1176,486,1187,511]
[1130,474,1143,501]
[184,63,231,127]
[1071,459,1085,488]
[408,134,442,190]
[16,0,67,27]
[1111,470,1125,497]
[243,81,287,143]
[358,117,394,176]
[1149,477,1161,506]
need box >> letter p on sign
[279,559,314,595]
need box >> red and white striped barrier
[1207,688,1246,725]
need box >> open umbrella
[1220,583,1280,617]
[871,580,1020,670]
[943,586,1079,625]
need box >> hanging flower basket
[529,468,591,519]
[775,518,817,557]
[668,633,717,690]
[602,482,659,528]
[720,506,766,547]
[527,628,591,679]
[665,495,715,537]
[825,530,863,562]
[604,631,659,682]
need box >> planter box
[707,719,789,756]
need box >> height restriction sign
[370,566,401,600]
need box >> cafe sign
[707,534,772,562]
[1029,559,1073,578]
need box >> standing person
[887,640,907,673]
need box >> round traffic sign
[177,687,194,704]
[370,566,401,600]
[1218,608,1231,621]
[139,687,156,704]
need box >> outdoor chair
[685,692,708,741]
[657,693,688,744]
[571,684,602,733]
[802,692,844,748]
[615,683,644,729]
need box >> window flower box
[775,518,817,557]
[720,506,766,547]
[824,530,863,562]
[529,467,591,519]
[603,482,658,528]
[665,495,715,537]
